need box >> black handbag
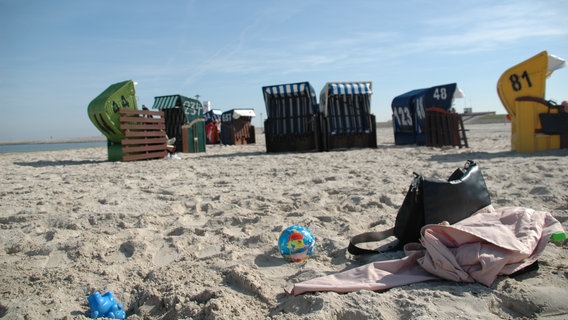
[348,160,491,255]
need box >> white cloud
[407,1,568,54]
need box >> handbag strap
[347,227,401,255]
[516,96,558,113]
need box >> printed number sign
[222,113,232,123]
[111,95,130,113]
[393,106,413,130]
[509,70,533,92]
[415,96,425,120]
[423,83,456,111]
[183,100,203,116]
[433,87,447,100]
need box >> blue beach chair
[391,83,464,146]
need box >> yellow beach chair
[497,51,566,153]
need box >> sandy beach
[1,123,567,319]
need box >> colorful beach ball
[278,225,316,262]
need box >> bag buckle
[411,173,421,201]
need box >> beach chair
[152,95,206,153]
[496,50,566,153]
[391,83,465,146]
[87,80,171,161]
[204,109,222,144]
[262,82,322,152]
[220,109,256,145]
[319,82,377,151]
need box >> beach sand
[1,123,567,319]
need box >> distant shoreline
[0,136,106,146]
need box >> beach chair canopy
[319,82,373,134]
[497,51,565,118]
[221,109,256,123]
[391,83,463,134]
[87,80,138,143]
[262,81,319,135]
[152,94,204,121]
[204,109,222,123]
[262,82,318,116]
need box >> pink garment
[286,206,564,295]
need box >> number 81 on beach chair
[497,51,567,153]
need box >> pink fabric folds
[285,249,437,295]
[285,206,564,295]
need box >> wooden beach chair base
[108,109,169,162]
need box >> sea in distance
[0,139,107,153]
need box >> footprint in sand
[44,250,70,268]
[152,239,178,266]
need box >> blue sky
[1,0,567,141]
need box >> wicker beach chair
[319,82,377,151]
[262,82,322,152]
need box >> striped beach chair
[262,82,322,152]
[319,82,376,150]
